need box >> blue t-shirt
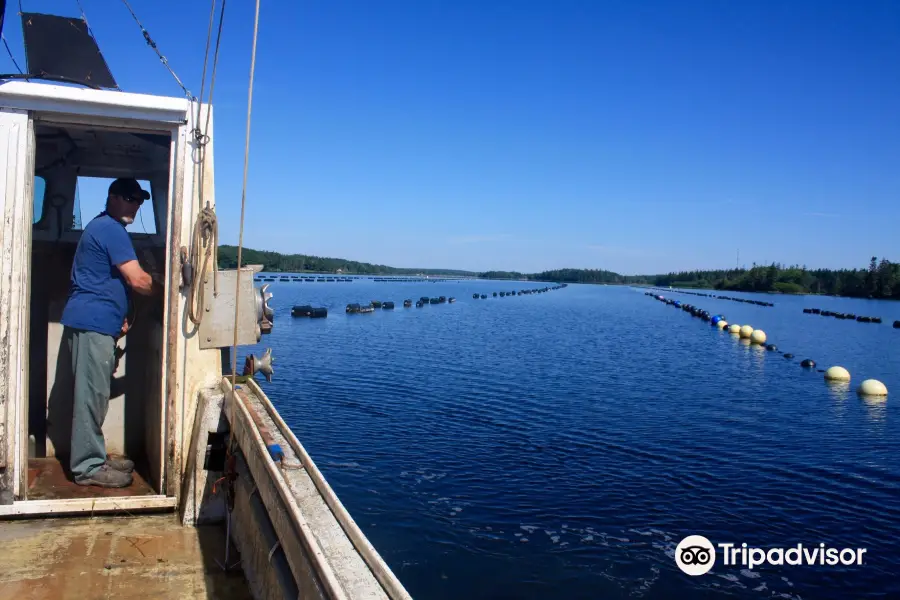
[61,213,137,336]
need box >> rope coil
[187,206,218,326]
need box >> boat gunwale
[244,377,412,600]
[224,378,349,600]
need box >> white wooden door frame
[0,115,185,508]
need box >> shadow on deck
[0,513,252,599]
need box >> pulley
[242,348,274,382]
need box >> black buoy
[784,353,794,359]
[291,304,314,317]
[765,344,777,351]
[382,301,395,309]
[404,299,412,307]
[473,293,479,299]
[371,300,382,308]
[416,301,424,308]
[481,294,487,299]
[894,321,900,329]
[310,307,328,318]
[800,359,816,368]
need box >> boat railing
[224,377,411,600]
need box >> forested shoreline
[638,258,900,300]
[218,245,473,276]
[219,246,899,300]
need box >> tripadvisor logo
[675,535,716,576]
[674,535,867,576]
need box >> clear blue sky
[4,0,899,274]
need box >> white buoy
[824,366,851,382]
[739,325,754,339]
[728,324,741,334]
[717,320,728,329]
[750,329,766,344]
[857,379,888,397]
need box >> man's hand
[120,319,130,336]
[151,272,166,293]
[118,260,165,296]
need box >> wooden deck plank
[0,514,252,600]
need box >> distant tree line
[219,246,900,299]
[473,268,623,283]
[631,257,900,299]
[218,245,474,276]
[525,268,623,284]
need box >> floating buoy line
[289,283,568,319]
[802,307,885,325]
[644,286,774,307]
[645,292,889,398]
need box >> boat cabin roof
[0,80,191,125]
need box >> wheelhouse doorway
[26,121,171,502]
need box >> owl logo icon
[675,535,716,576]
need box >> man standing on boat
[60,178,163,488]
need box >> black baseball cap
[108,178,150,201]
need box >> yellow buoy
[857,379,888,397]
[824,366,851,382]
[739,325,754,339]
[750,329,766,344]
[716,320,728,329]
[728,324,741,334]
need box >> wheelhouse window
[33,175,46,224]
[73,176,158,234]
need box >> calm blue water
[245,278,900,600]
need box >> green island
[219,246,900,300]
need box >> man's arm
[118,260,162,296]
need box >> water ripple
[245,280,900,599]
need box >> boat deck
[0,514,252,600]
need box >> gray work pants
[65,327,116,480]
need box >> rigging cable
[193,0,218,145]
[120,0,194,100]
[195,0,226,205]
[229,0,262,391]
[1,35,23,74]
[194,0,227,139]
[200,0,226,156]
[186,0,226,328]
